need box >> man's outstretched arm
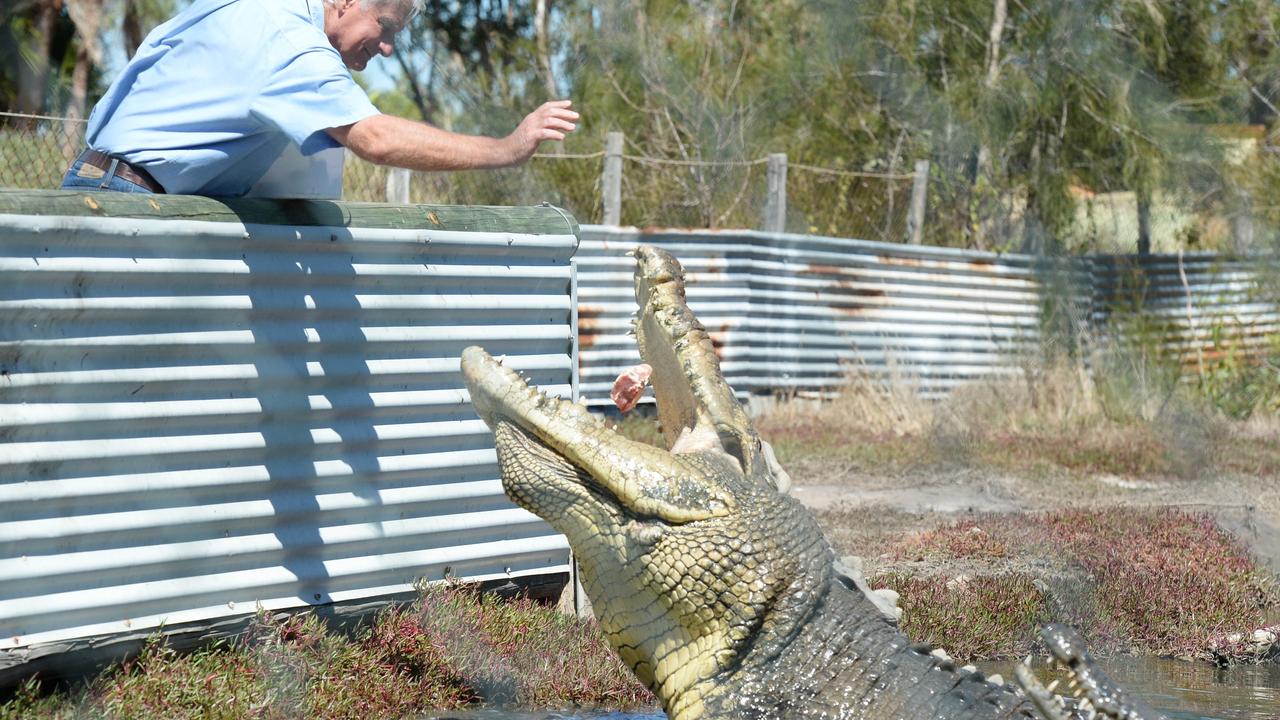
[328,100,578,171]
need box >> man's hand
[503,100,579,165]
[331,100,579,171]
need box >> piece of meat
[611,363,653,413]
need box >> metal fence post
[907,159,929,245]
[764,153,787,233]
[602,132,624,226]
[386,167,411,204]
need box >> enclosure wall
[0,191,579,673]
[576,226,1276,404]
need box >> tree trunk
[535,0,557,100]
[393,45,438,124]
[122,0,145,58]
[1136,190,1152,255]
[62,0,105,158]
[972,0,1008,249]
[983,0,1008,89]
[14,0,62,126]
[1020,134,1042,254]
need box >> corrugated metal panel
[577,227,1274,404]
[0,197,578,654]
[1090,253,1280,364]
[576,227,1053,402]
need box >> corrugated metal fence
[576,226,1278,404]
[0,191,578,677]
[1089,254,1280,366]
[2,206,1274,680]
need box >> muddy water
[419,707,660,712]
[980,656,1280,720]
[422,656,1280,719]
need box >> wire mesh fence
[787,164,915,241]
[617,155,769,230]
[2,111,915,241]
[0,113,84,190]
[344,151,603,223]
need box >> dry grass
[600,338,1280,481]
[780,350,1280,665]
[763,358,937,439]
[1,583,652,720]
[866,509,1279,664]
[756,350,1280,481]
[875,571,1051,661]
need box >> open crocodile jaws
[460,245,1166,720]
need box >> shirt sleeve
[251,46,380,155]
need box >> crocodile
[460,245,1167,720]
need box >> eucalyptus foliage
[6,0,1279,250]
[383,0,1280,249]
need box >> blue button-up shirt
[86,0,379,196]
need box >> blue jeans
[60,157,157,193]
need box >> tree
[373,0,1277,246]
[64,0,106,151]
[1,0,71,121]
[119,0,175,58]
[1,0,175,119]
[824,0,1269,251]
[391,0,552,126]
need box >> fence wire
[345,152,602,223]
[787,166,915,242]
[2,112,913,239]
[0,113,83,189]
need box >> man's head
[323,0,421,71]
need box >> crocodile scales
[461,245,1166,720]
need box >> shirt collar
[307,0,325,30]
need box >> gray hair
[323,0,424,16]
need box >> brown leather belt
[74,149,166,193]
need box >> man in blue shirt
[60,0,578,197]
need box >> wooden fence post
[386,167,410,204]
[1231,189,1255,251]
[907,159,929,245]
[602,132,624,226]
[763,153,787,233]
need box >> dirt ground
[787,459,1280,576]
